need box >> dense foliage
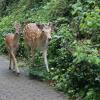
[0,0,100,99]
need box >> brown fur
[23,23,52,72]
[4,21,21,74]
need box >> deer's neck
[38,33,48,49]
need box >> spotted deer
[23,23,53,72]
[4,21,21,74]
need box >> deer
[23,22,53,72]
[4,21,21,75]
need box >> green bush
[0,34,6,54]
[83,88,100,100]
[80,7,100,43]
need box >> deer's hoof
[9,67,11,70]
[16,72,20,76]
[12,70,16,73]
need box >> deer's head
[14,21,21,35]
[37,22,53,41]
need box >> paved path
[0,56,66,100]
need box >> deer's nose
[48,38,51,41]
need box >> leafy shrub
[0,34,7,54]
[80,7,100,42]
[83,88,100,100]
[48,24,74,68]
[66,42,100,97]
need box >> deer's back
[5,33,18,50]
[23,23,42,47]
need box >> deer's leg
[24,41,31,59]
[10,51,20,74]
[30,48,35,67]
[12,59,16,72]
[43,50,49,72]
[25,46,30,59]
[12,50,16,72]
[9,53,12,70]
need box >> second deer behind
[4,21,21,75]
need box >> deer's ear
[14,21,21,29]
[48,22,55,32]
[37,24,44,30]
